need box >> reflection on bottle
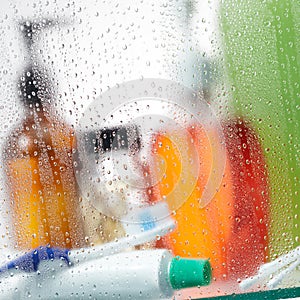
[3,20,85,250]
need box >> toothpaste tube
[1,249,211,300]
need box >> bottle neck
[23,100,52,123]
[18,66,54,113]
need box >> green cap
[169,256,212,289]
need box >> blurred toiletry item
[75,123,158,245]
[80,206,125,246]
[2,20,85,250]
[240,246,300,291]
[150,124,233,279]
[0,247,71,276]
[93,124,147,218]
[224,119,269,279]
[1,249,211,299]
[76,124,147,219]
[150,119,269,280]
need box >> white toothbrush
[240,246,300,291]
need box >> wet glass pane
[0,0,299,299]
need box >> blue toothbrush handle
[0,246,71,275]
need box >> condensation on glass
[0,0,298,299]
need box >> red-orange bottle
[150,119,269,281]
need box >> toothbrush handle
[0,247,70,277]
[239,275,262,291]
[260,246,300,272]
[267,259,300,289]
[240,246,300,291]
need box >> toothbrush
[0,202,175,277]
[240,246,300,290]
[266,258,300,289]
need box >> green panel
[220,0,300,256]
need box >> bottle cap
[169,256,212,289]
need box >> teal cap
[169,256,212,289]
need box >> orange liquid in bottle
[3,70,85,250]
[150,125,233,279]
[3,21,86,251]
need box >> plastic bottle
[150,125,233,280]
[17,249,211,299]
[150,119,269,282]
[2,20,85,250]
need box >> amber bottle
[3,21,85,250]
